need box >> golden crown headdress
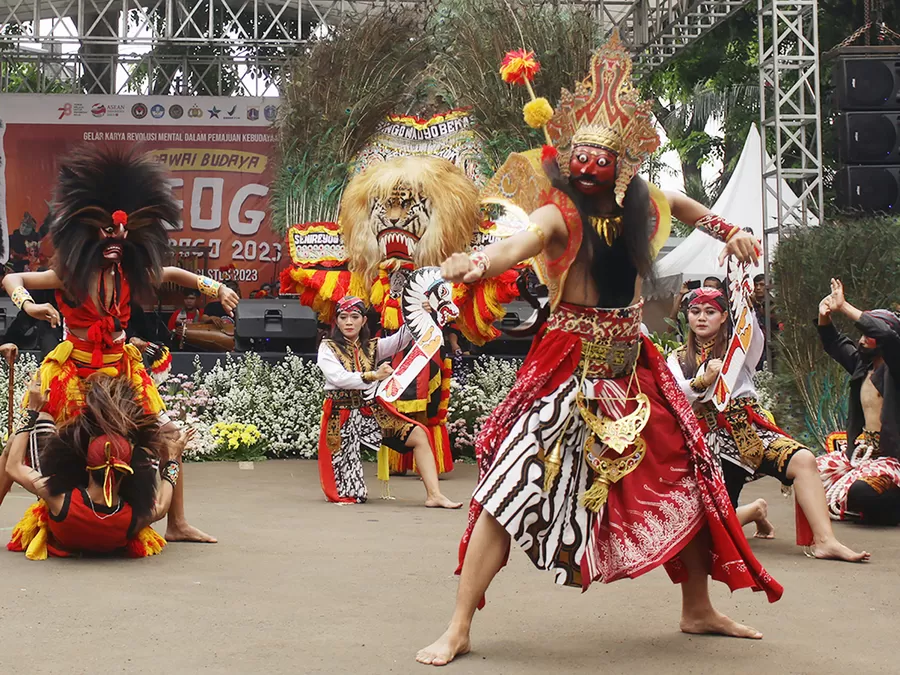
[546,32,660,206]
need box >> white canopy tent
[653,124,818,287]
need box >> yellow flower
[228,438,239,450]
[523,97,554,129]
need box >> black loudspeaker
[835,166,900,212]
[235,299,317,339]
[477,301,537,356]
[834,54,900,110]
[837,112,900,163]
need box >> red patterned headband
[688,288,727,311]
[336,296,365,316]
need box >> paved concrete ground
[1,460,897,675]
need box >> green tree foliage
[272,10,431,234]
[428,0,600,171]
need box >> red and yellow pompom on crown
[500,49,554,143]
[501,32,661,207]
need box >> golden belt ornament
[542,341,649,512]
[582,437,646,512]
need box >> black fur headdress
[51,145,178,304]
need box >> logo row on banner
[58,101,278,122]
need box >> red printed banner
[0,94,282,298]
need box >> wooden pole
[7,359,14,438]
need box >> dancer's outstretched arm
[441,204,566,283]
[1,269,63,293]
[665,191,759,264]
[160,266,240,316]
[2,270,62,327]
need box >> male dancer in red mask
[417,34,778,666]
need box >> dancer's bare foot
[811,538,870,562]
[165,522,218,543]
[742,498,774,539]
[753,509,775,539]
[416,627,471,666]
[680,609,763,639]
[754,519,775,539]
[425,495,463,509]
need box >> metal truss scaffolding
[608,0,754,73]
[757,0,823,365]
[0,0,358,95]
[757,0,824,246]
[0,0,772,95]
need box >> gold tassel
[377,447,390,482]
[377,447,395,500]
[582,474,610,513]
[543,435,564,493]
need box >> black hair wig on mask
[39,375,168,525]
[50,145,179,305]
[542,154,653,308]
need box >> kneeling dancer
[7,374,189,559]
[417,35,781,667]
[317,295,461,508]
[817,279,900,524]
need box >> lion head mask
[340,156,480,285]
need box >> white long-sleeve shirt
[317,327,413,397]
[667,311,765,406]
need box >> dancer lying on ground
[416,34,781,668]
[6,373,190,559]
[817,278,900,525]
[0,145,237,543]
[668,287,868,562]
[317,295,461,508]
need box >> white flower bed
[161,351,325,460]
[2,351,522,461]
[0,352,42,440]
[447,357,522,457]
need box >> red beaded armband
[695,213,739,243]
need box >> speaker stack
[234,299,318,352]
[834,47,900,213]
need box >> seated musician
[167,289,204,331]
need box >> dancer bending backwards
[317,295,461,508]
[7,373,190,559]
[817,279,900,524]
[0,145,238,542]
[668,287,867,561]
[416,35,781,667]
